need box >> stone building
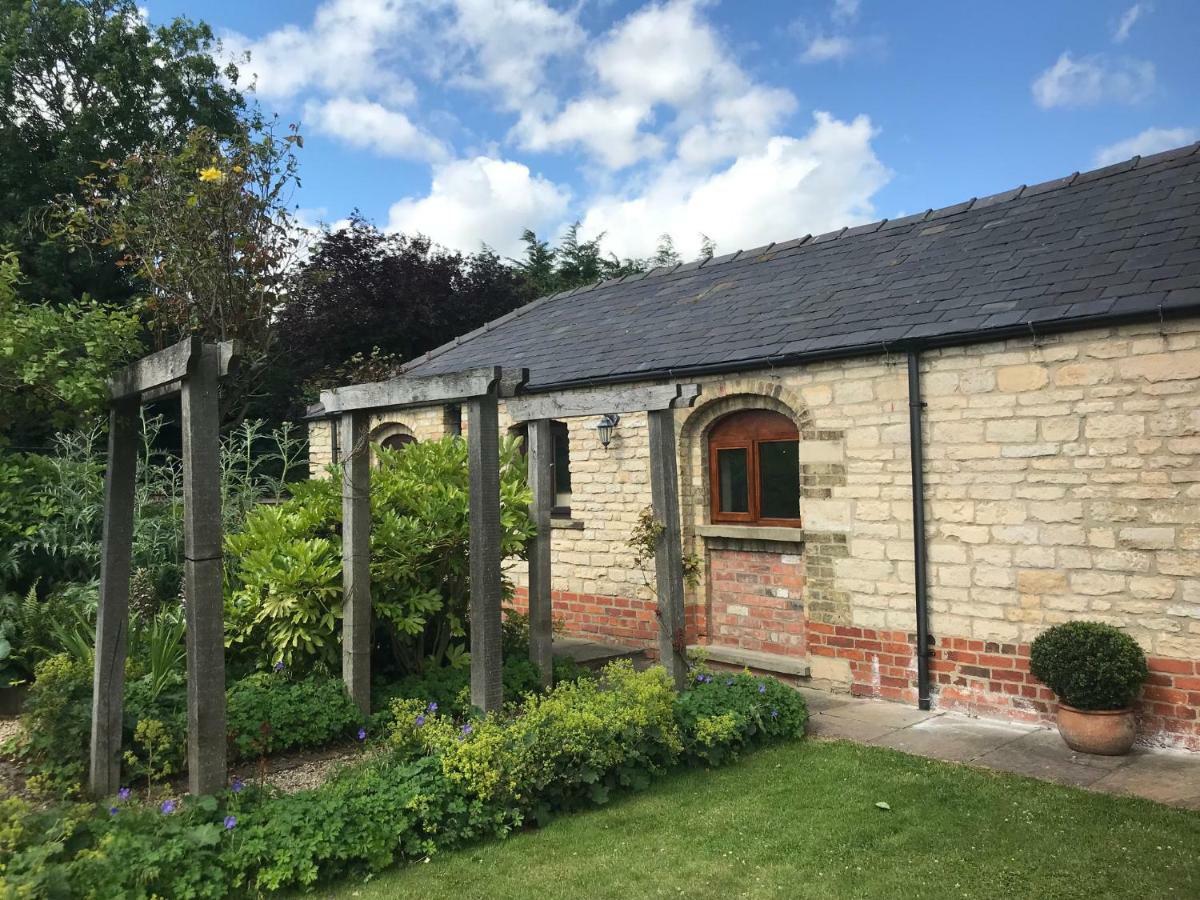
[308,144,1200,749]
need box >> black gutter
[907,350,932,711]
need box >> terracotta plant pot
[1056,703,1137,756]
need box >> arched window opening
[708,410,800,526]
[380,432,417,452]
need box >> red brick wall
[810,623,1200,750]
[511,587,658,647]
[708,548,807,656]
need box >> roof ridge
[401,140,1200,373]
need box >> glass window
[708,410,801,526]
[717,448,749,513]
[512,420,573,518]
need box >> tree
[268,217,528,420]
[52,121,305,426]
[653,234,681,268]
[512,222,645,296]
[0,250,141,448]
[0,0,245,302]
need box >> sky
[154,0,1199,260]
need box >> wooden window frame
[708,410,802,527]
[513,420,573,519]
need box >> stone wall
[304,316,1200,747]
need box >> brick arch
[368,421,416,462]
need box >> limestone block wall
[301,315,1200,747]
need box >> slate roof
[399,143,1200,392]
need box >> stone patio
[799,686,1200,810]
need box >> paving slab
[1089,749,1200,810]
[819,699,941,731]
[974,728,1131,788]
[875,714,1038,764]
[805,712,900,744]
[795,686,851,713]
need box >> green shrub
[1030,620,1149,710]
[392,660,683,820]
[0,664,807,896]
[226,673,362,758]
[224,436,534,676]
[673,669,809,765]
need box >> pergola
[319,369,703,711]
[91,337,236,797]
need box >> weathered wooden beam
[340,410,372,715]
[320,366,505,415]
[505,383,701,423]
[180,344,227,796]
[467,394,504,712]
[526,419,554,688]
[647,409,688,690]
[139,340,240,404]
[108,336,199,400]
[88,398,139,797]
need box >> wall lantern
[595,413,620,449]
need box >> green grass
[321,740,1200,900]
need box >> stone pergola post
[90,337,235,798]
[319,367,524,716]
[505,383,701,690]
[647,409,688,690]
[340,411,372,714]
[467,394,504,710]
[525,418,555,687]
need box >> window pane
[759,440,800,519]
[717,448,749,513]
[553,427,572,497]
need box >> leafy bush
[225,436,534,675]
[9,661,363,793]
[673,669,809,765]
[0,664,807,896]
[226,673,362,759]
[1030,620,1149,711]
[391,661,682,819]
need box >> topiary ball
[1029,621,1148,711]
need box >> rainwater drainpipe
[907,349,933,711]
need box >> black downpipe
[907,350,932,711]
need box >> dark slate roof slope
[400,144,1200,391]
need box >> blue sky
[156,0,1199,259]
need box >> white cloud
[578,112,890,260]
[385,156,571,256]
[800,35,855,63]
[221,0,416,103]
[832,0,860,23]
[1113,3,1148,43]
[515,0,797,171]
[442,0,583,112]
[1032,52,1155,108]
[1094,126,1197,166]
[304,98,448,160]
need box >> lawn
[325,739,1200,900]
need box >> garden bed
[1,662,807,898]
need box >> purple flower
[771,708,779,719]
[117,787,131,801]
[758,683,767,694]
[231,777,245,794]
[108,806,119,816]
[415,714,426,727]
[694,673,705,683]
[427,702,438,713]
[725,678,734,686]
[223,815,237,830]
[357,727,367,741]
[273,660,285,673]
[460,723,473,737]
[160,799,176,815]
